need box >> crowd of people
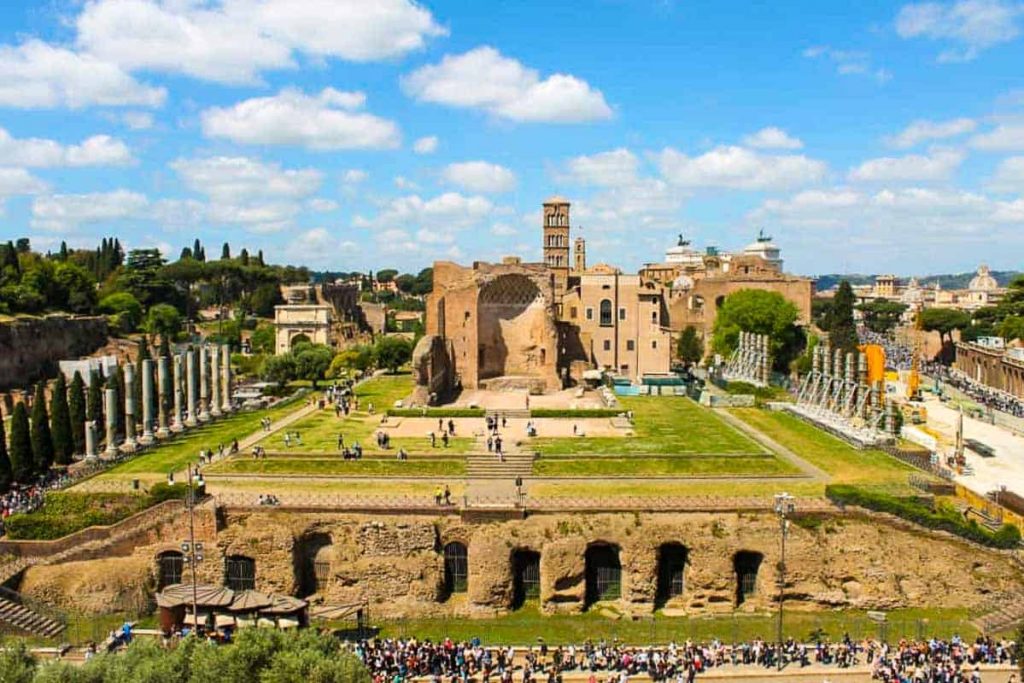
[352,634,1020,682]
[0,470,72,534]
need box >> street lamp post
[179,465,205,634]
[774,492,796,672]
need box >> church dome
[969,264,998,292]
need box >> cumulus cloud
[986,156,1024,191]
[76,0,445,84]
[171,156,322,202]
[847,149,965,182]
[307,198,339,212]
[0,40,165,109]
[354,192,496,252]
[969,123,1024,151]
[343,169,368,184]
[657,145,827,190]
[561,148,639,186]
[802,45,891,82]
[402,46,612,123]
[742,127,804,150]
[571,179,686,236]
[895,0,1023,62]
[284,227,357,267]
[201,88,400,150]
[31,189,149,230]
[0,168,48,214]
[413,135,439,154]
[885,117,977,148]
[0,128,133,167]
[441,161,517,193]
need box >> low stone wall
[0,315,109,392]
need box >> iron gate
[443,542,468,594]
[225,556,256,591]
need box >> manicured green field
[728,409,918,488]
[530,479,827,499]
[531,396,762,456]
[533,454,798,477]
[207,457,465,477]
[93,392,310,479]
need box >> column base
[139,433,155,445]
[210,407,223,418]
[104,446,119,458]
[156,427,171,438]
[198,411,211,422]
[171,421,186,433]
[221,403,233,414]
[185,418,198,428]
[122,438,138,451]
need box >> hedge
[529,409,622,418]
[825,484,1022,549]
[386,408,485,418]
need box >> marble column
[185,349,198,427]
[157,356,171,438]
[123,362,137,449]
[104,388,119,457]
[221,344,233,413]
[198,345,211,422]
[172,354,185,432]
[210,347,223,418]
[85,420,99,459]
[140,358,155,444]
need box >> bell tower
[542,196,571,290]
[574,236,586,274]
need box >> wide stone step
[0,596,64,638]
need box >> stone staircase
[467,451,535,478]
[972,591,1024,634]
[485,408,531,420]
[0,588,65,638]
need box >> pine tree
[50,374,73,465]
[257,250,264,266]
[68,371,86,455]
[0,417,12,492]
[180,246,193,261]
[30,383,54,474]
[829,280,858,354]
[87,371,104,430]
[221,242,231,260]
[9,402,33,484]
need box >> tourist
[442,431,449,448]
[434,487,443,506]
[487,436,494,452]
[397,448,408,461]
[448,419,456,435]
[338,433,345,450]
[444,485,452,505]
[429,431,437,448]
[284,433,291,448]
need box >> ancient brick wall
[0,315,109,392]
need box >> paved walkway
[715,409,830,482]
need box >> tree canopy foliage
[711,289,803,370]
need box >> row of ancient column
[87,344,233,459]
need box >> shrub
[386,408,485,418]
[3,492,151,540]
[528,409,622,418]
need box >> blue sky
[1,0,1023,276]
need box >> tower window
[626,340,635,351]
[586,308,593,321]
[603,340,611,351]
[599,300,613,326]
[619,308,626,321]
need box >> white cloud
[284,227,357,267]
[562,148,639,186]
[394,176,420,191]
[0,168,48,214]
[356,192,495,245]
[571,179,685,235]
[969,123,1024,150]
[895,0,1023,62]
[201,88,400,150]
[491,223,518,236]
[0,40,165,109]
[441,161,517,193]
[802,45,891,82]
[0,128,133,167]
[402,46,612,123]
[847,149,965,182]
[987,155,1024,191]
[307,198,339,212]
[657,145,827,190]
[120,112,155,130]
[76,0,445,84]
[31,189,148,230]
[171,156,322,202]
[413,135,439,154]
[886,117,977,148]
[343,169,368,184]
[742,127,804,150]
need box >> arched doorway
[290,333,311,349]
[585,543,621,606]
[442,542,468,598]
[511,549,540,609]
[656,543,688,607]
[295,533,333,598]
[225,555,256,591]
[733,551,763,606]
[477,274,544,380]
[156,550,184,589]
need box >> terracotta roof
[543,195,570,205]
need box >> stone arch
[442,541,468,599]
[476,274,545,380]
[290,333,311,348]
[656,543,689,607]
[225,554,257,591]
[510,548,541,609]
[585,542,621,607]
[294,532,333,598]
[733,551,763,606]
[715,295,726,309]
[156,550,184,590]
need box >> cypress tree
[829,280,859,354]
[69,371,87,455]
[193,238,202,261]
[240,248,249,267]
[9,402,33,484]
[0,416,12,492]
[30,383,54,474]
[59,241,69,262]
[221,242,231,260]
[50,374,73,465]
[87,371,104,430]
[180,247,192,261]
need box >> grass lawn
[92,392,310,480]
[531,396,762,456]
[533,455,799,477]
[206,457,466,477]
[373,604,978,645]
[729,409,918,489]
[206,477,462,498]
[529,480,827,499]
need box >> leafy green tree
[294,344,335,388]
[263,354,297,388]
[857,299,908,334]
[250,282,284,318]
[0,641,35,683]
[53,261,97,313]
[0,417,12,493]
[68,372,86,455]
[920,307,971,349]
[144,303,182,340]
[373,336,413,373]
[87,372,104,430]
[676,326,703,365]
[98,292,144,332]
[29,383,54,474]
[394,273,417,293]
[828,280,858,353]
[49,374,73,466]
[999,315,1024,342]
[250,323,276,354]
[711,289,802,370]
[9,402,34,484]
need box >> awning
[262,594,308,615]
[215,614,236,628]
[278,617,300,629]
[157,584,235,609]
[309,603,365,622]
[228,590,273,613]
